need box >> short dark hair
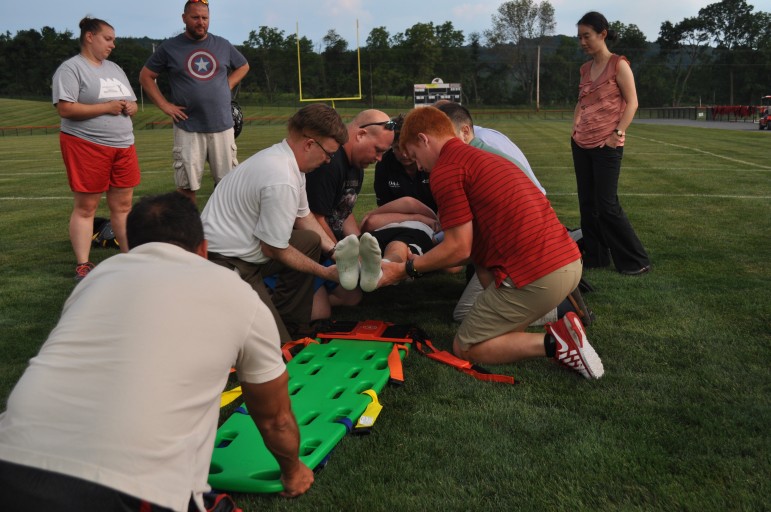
[577,11,617,42]
[434,102,474,131]
[78,16,113,46]
[390,113,406,143]
[288,103,349,145]
[126,192,204,252]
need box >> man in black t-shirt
[306,109,395,243]
[373,114,437,212]
[373,149,437,213]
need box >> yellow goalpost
[296,20,362,108]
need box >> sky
[3,0,764,49]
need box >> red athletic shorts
[59,132,141,193]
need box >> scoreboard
[413,79,462,107]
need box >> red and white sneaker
[546,312,604,379]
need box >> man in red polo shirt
[379,107,604,379]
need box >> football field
[1,104,769,510]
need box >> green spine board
[208,338,401,493]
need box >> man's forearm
[256,410,303,474]
[228,63,250,90]
[341,213,360,238]
[262,241,333,280]
[412,222,472,273]
[294,214,336,254]
[241,377,312,496]
[309,212,338,244]
[138,69,167,109]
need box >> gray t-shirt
[143,33,247,133]
[52,54,136,147]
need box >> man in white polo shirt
[202,103,350,341]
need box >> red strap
[281,337,318,361]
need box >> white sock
[334,234,360,291]
[358,232,383,292]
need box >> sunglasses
[359,120,397,131]
[303,134,337,160]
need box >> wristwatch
[614,128,624,137]
[405,259,423,278]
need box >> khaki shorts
[172,126,237,191]
[456,260,582,350]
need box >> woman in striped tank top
[571,11,651,276]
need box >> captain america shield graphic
[187,50,218,80]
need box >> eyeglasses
[359,120,397,131]
[303,134,337,160]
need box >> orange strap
[281,337,318,362]
[386,343,409,385]
[414,339,516,385]
[314,321,516,385]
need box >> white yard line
[633,135,771,170]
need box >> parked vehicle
[759,96,771,130]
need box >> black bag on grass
[553,287,596,327]
[92,217,119,249]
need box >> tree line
[1,0,769,108]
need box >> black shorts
[371,227,433,256]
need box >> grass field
[0,99,769,510]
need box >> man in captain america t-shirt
[139,0,249,202]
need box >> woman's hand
[121,100,138,117]
[605,130,624,148]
